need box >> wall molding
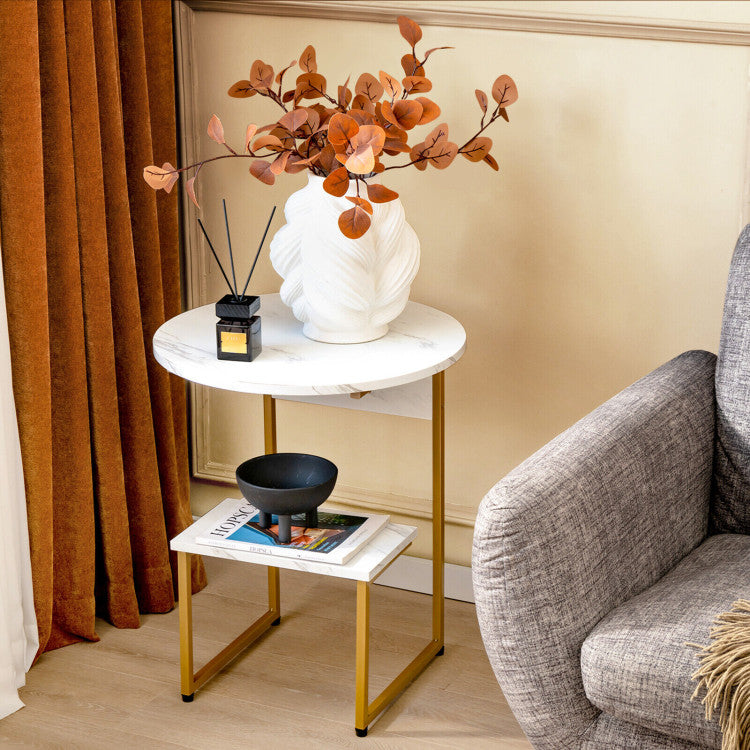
[193,457,477,527]
[174,0,750,533]
[182,0,750,46]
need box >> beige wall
[179,1,750,565]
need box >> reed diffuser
[198,202,275,361]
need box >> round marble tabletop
[153,294,466,396]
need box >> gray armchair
[473,227,750,749]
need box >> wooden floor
[1,556,532,749]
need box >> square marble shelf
[171,498,417,582]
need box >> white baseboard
[191,515,475,604]
[375,555,474,604]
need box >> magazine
[196,498,389,565]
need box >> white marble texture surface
[171,498,417,582]
[153,294,466,397]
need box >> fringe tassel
[690,600,750,750]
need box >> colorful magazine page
[196,499,389,565]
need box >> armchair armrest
[472,350,716,750]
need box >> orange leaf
[244,124,258,153]
[228,80,256,98]
[373,161,385,174]
[425,123,449,149]
[500,108,509,123]
[161,162,178,193]
[349,108,376,125]
[249,159,275,185]
[475,89,488,114]
[270,151,291,175]
[278,108,308,133]
[275,59,297,84]
[282,90,296,103]
[414,97,440,125]
[338,205,371,239]
[323,166,350,197]
[299,45,317,74]
[317,144,337,173]
[304,108,320,133]
[397,16,422,46]
[401,54,425,78]
[402,76,432,94]
[492,75,518,107]
[270,127,295,149]
[394,99,422,129]
[345,145,375,175]
[285,153,314,174]
[346,196,373,215]
[483,153,500,171]
[355,73,384,103]
[378,101,401,128]
[409,143,428,171]
[327,113,359,146]
[423,46,453,62]
[143,164,178,191]
[355,125,386,156]
[366,183,398,203]
[426,141,458,169]
[379,70,401,100]
[250,59,274,90]
[185,176,200,208]
[351,96,375,115]
[381,99,423,131]
[295,72,327,100]
[207,114,225,144]
[338,84,352,109]
[461,136,492,162]
[252,134,284,151]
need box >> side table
[153,294,466,735]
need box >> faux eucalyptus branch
[143,15,517,239]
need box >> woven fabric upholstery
[473,350,716,750]
[713,224,750,533]
[581,713,709,750]
[581,534,750,748]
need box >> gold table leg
[177,394,282,701]
[177,547,281,701]
[355,581,370,736]
[432,370,445,652]
[178,551,194,700]
[352,371,446,735]
[264,394,281,625]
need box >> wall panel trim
[174,0,750,529]
[183,0,750,46]
[194,457,476,527]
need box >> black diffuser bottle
[215,294,261,362]
[198,201,275,363]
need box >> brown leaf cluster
[143,15,517,239]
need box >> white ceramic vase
[269,173,420,343]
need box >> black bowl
[236,453,338,543]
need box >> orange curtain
[0,0,205,654]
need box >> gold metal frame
[353,370,445,735]
[178,394,281,701]
[177,372,446,736]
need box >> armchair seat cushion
[581,533,750,749]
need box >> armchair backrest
[712,224,750,533]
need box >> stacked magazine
[197,498,389,565]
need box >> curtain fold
[0,0,205,656]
